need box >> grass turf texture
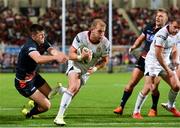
[0,73,180,127]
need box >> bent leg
[55,72,81,118]
[38,82,51,97]
[133,76,153,116]
[161,72,180,108]
[27,89,51,118]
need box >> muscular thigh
[68,72,81,90]
[29,89,50,108]
[38,82,51,97]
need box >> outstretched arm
[29,50,68,64]
[129,34,145,53]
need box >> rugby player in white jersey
[132,18,180,119]
[175,32,180,79]
[52,19,110,125]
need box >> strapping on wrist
[92,67,98,72]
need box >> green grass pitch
[0,73,180,127]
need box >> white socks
[56,90,73,117]
[167,89,178,108]
[59,86,67,94]
[133,92,147,113]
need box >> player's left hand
[128,46,135,54]
[87,67,97,74]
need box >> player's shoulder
[155,26,168,39]
[145,23,154,30]
[143,23,154,32]
[101,36,110,46]
[76,31,88,38]
[25,38,37,47]
[23,38,37,51]
[74,31,88,43]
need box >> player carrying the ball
[50,19,110,126]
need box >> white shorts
[144,60,164,76]
[66,63,89,85]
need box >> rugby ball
[77,46,92,63]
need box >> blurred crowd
[0,1,180,69]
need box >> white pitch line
[2,122,180,127]
[0,107,19,110]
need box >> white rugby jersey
[68,31,110,74]
[146,25,178,66]
[176,32,180,56]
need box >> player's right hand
[81,48,91,60]
[54,53,68,63]
[128,47,133,54]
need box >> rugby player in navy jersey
[15,24,68,118]
[114,8,169,117]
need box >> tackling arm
[29,51,57,64]
[47,47,61,56]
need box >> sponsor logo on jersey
[147,34,154,42]
[157,35,167,40]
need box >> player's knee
[172,85,180,92]
[68,86,79,94]
[125,83,135,91]
[42,101,51,111]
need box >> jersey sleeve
[26,43,37,54]
[72,33,81,49]
[102,41,110,57]
[154,31,167,47]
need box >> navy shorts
[15,74,46,97]
[135,56,145,72]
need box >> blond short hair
[157,8,169,17]
[90,19,106,30]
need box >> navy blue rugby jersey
[140,23,161,57]
[15,38,51,80]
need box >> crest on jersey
[96,47,101,53]
[157,35,167,40]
